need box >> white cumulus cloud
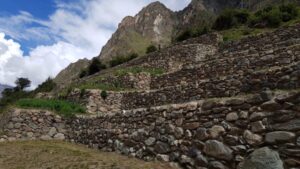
[0,33,92,89]
[0,0,191,88]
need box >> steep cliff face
[99,2,176,62]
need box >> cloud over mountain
[0,0,190,88]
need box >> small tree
[35,77,56,93]
[88,58,107,76]
[2,88,14,97]
[15,78,31,91]
[213,9,251,30]
[79,70,87,78]
[279,3,299,21]
[146,45,158,54]
[213,9,237,30]
[176,30,193,42]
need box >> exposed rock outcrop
[99,1,176,62]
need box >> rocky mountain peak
[140,1,168,11]
[98,1,176,62]
[118,16,135,29]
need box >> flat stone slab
[242,147,283,169]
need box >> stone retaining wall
[121,62,300,109]
[69,60,300,113]
[67,89,123,114]
[151,25,300,89]
[2,90,299,169]
[122,33,221,72]
[0,109,67,142]
[65,90,300,169]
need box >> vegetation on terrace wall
[71,67,164,92]
[109,53,138,67]
[0,78,58,113]
[213,9,250,30]
[146,45,158,54]
[15,98,86,117]
[0,78,33,108]
[79,58,107,78]
[175,25,210,42]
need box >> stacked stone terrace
[70,24,300,114]
[1,24,300,169]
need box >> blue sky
[0,0,56,54]
[0,0,56,19]
[0,0,190,88]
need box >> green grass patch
[73,67,164,91]
[114,67,164,77]
[76,83,127,91]
[221,26,274,42]
[15,99,86,117]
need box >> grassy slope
[70,67,164,91]
[0,141,175,169]
[221,7,300,42]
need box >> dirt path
[0,141,176,169]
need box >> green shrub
[193,25,210,37]
[175,25,211,42]
[109,53,138,67]
[100,90,108,100]
[176,30,193,42]
[15,98,86,117]
[249,3,299,28]
[250,7,281,27]
[79,58,107,78]
[213,9,250,30]
[279,3,299,21]
[0,90,30,107]
[235,9,250,24]
[35,78,56,93]
[88,58,107,75]
[267,8,283,27]
[79,70,87,78]
[0,77,34,108]
[213,9,236,30]
[146,45,157,54]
